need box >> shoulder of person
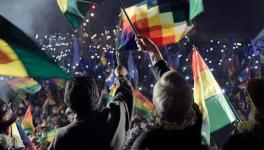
[132,128,162,148]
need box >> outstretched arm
[135,36,170,80]
[112,66,133,115]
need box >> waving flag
[118,0,203,51]
[192,50,238,144]
[22,106,35,133]
[11,123,25,148]
[133,89,156,118]
[38,128,62,142]
[0,16,70,79]
[105,69,115,89]
[57,0,86,29]
[108,85,117,104]
[7,78,41,94]
[238,67,251,83]
[16,121,36,150]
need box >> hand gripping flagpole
[116,0,139,66]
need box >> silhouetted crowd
[1,37,264,150]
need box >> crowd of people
[0,35,264,150]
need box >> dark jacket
[132,60,204,150]
[48,77,133,150]
[223,119,264,150]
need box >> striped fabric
[192,50,238,144]
[0,16,70,79]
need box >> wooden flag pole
[118,0,139,36]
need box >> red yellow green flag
[22,105,35,133]
[133,89,156,118]
[7,78,41,94]
[38,128,62,142]
[57,0,86,29]
[192,50,238,144]
[108,85,117,104]
[0,16,70,79]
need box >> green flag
[57,0,86,29]
[189,0,204,21]
[0,16,70,79]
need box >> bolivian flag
[57,0,86,29]
[133,89,156,118]
[0,16,70,79]
[38,128,62,142]
[108,85,117,104]
[7,78,42,94]
[192,50,238,144]
[22,105,35,133]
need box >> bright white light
[185,76,190,80]
[90,13,95,17]
[139,87,142,91]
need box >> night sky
[0,0,264,40]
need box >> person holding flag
[132,36,206,150]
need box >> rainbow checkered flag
[118,0,203,51]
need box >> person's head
[153,71,193,122]
[247,79,264,116]
[64,75,99,119]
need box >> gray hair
[153,71,193,122]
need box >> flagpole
[115,15,122,66]
[118,0,139,36]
